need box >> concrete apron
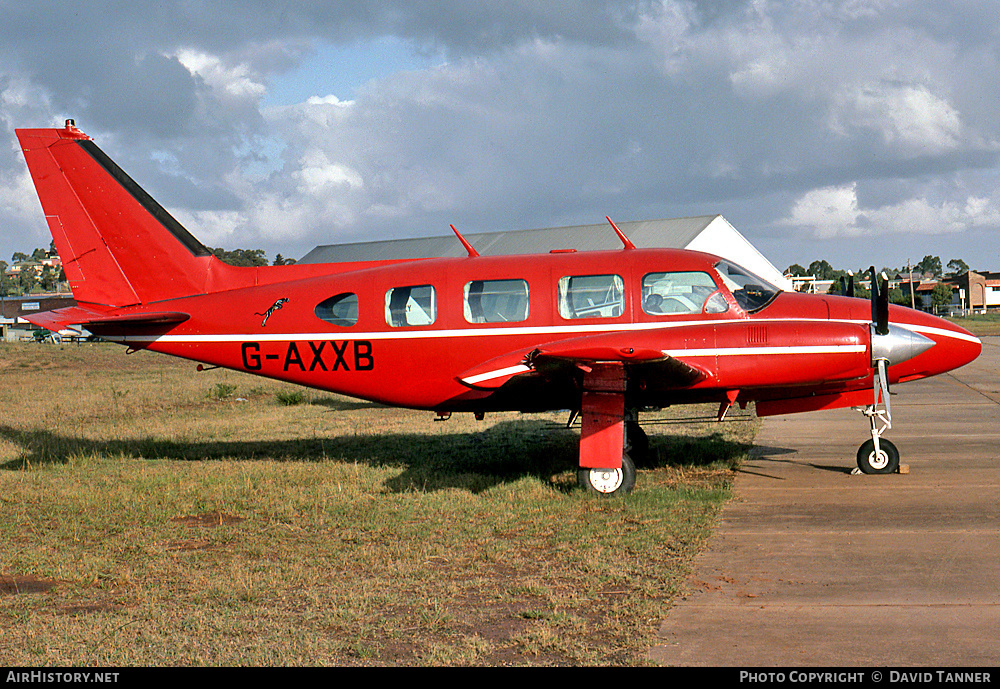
[649,336,1000,667]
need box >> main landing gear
[578,452,637,496]
[574,362,639,497]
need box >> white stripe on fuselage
[458,343,868,386]
[101,317,979,347]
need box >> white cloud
[784,182,1000,238]
[175,49,266,99]
[867,195,1000,235]
[785,183,863,238]
[830,82,964,154]
[295,149,363,194]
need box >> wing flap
[456,342,708,391]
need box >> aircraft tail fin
[16,121,235,307]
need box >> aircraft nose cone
[871,323,935,366]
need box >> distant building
[0,294,76,341]
[951,271,1000,311]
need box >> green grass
[0,341,756,666]
[947,313,1000,336]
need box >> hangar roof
[299,215,791,290]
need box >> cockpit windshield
[715,260,781,313]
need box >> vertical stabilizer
[16,122,228,307]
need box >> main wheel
[856,438,899,474]
[626,421,650,467]
[578,452,636,496]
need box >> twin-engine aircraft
[16,122,981,495]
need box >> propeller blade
[847,271,855,298]
[869,266,878,322]
[877,271,889,335]
[869,267,889,335]
[840,276,847,296]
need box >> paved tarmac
[649,336,1000,667]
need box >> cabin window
[558,274,624,319]
[385,285,436,327]
[464,279,530,323]
[314,292,359,327]
[641,271,728,315]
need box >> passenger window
[558,274,624,319]
[641,272,727,315]
[314,292,359,326]
[386,285,436,326]
[464,279,529,323]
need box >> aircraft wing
[456,337,708,394]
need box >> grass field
[947,313,1000,337]
[0,341,757,666]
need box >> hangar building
[300,215,792,291]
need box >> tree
[930,282,954,308]
[39,265,58,292]
[0,262,12,297]
[946,258,969,277]
[210,247,269,267]
[785,263,807,276]
[916,255,942,277]
[888,287,909,306]
[808,259,836,280]
[17,266,36,293]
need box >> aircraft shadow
[0,421,752,495]
[746,445,856,477]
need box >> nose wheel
[857,437,899,474]
[855,370,900,474]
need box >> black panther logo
[255,298,288,327]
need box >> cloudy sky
[2,0,999,275]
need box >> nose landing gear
[855,357,900,475]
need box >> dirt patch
[171,511,244,528]
[1,574,60,595]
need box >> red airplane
[15,121,982,496]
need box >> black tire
[626,421,651,467]
[578,452,636,496]
[856,438,899,474]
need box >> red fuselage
[91,247,980,415]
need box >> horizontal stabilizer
[23,306,189,333]
[80,311,191,327]
[22,305,115,332]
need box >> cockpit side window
[715,260,780,313]
[315,292,359,327]
[641,271,727,315]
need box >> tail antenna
[606,216,636,250]
[450,224,480,257]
